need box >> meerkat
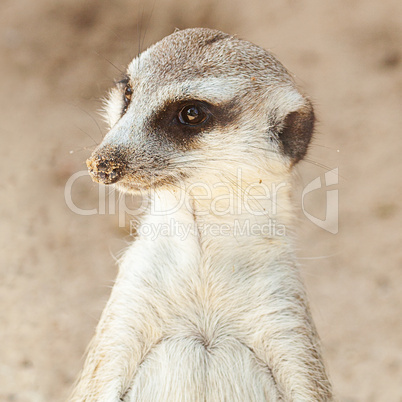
[71,28,333,401]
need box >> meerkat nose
[86,155,123,185]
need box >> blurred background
[1,0,401,400]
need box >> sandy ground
[1,0,402,401]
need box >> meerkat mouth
[115,177,177,193]
[116,181,149,193]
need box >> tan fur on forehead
[128,28,292,87]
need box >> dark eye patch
[146,98,241,150]
[149,100,213,149]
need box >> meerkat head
[87,28,314,194]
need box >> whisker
[301,158,332,171]
[93,50,125,74]
[137,0,146,56]
[68,145,97,155]
[298,253,341,260]
[309,143,340,151]
[300,158,345,180]
[74,125,99,147]
[67,101,104,140]
[140,0,157,51]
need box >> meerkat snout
[87,150,125,185]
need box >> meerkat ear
[276,99,315,164]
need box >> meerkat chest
[125,333,280,401]
[123,230,265,336]
[123,243,282,401]
[118,214,285,400]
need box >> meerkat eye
[178,104,208,125]
[124,85,133,101]
[122,85,133,114]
